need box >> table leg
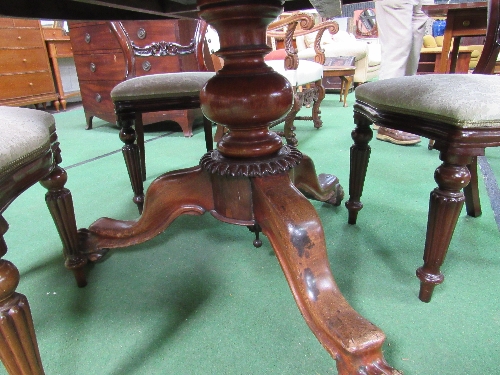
[253,174,395,374]
[340,76,353,107]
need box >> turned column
[199,1,293,161]
[198,0,302,223]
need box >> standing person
[374,0,429,145]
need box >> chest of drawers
[68,20,207,134]
[0,18,58,108]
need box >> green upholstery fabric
[355,74,500,128]
[0,106,54,176]
[110,72,217,101]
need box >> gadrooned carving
[200,145,303,177]
[131,39,196,57]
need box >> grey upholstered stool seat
[110,72,216,214]
[0,106,84,374]
[0,106,54,175]
[355,75,500,128]
[346,74,500,303]
[110,72,216,101]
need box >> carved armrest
[267,12,315,70]
[307,20,340,65]
[267,14,340,68]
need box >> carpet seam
[63,131,174,170]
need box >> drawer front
[0,28,44,48]
[79,80,119,121]
[134,56,181,76]
[69,23,120,53]
[54,41,74,56]
[0,48,49,74]
[42,27,69,40]
[0,18,39,28]
[121,20,177,46]
[73,52,126,81]
[449,8,487,35]
[0,72,55,100]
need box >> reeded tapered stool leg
[41,163,87,288]
[119,116,145,213]
[0,217,44,375]
[345,114,373,224]
[417,153,471,302]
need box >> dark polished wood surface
[423,1,487,16]
[0,0,315,20]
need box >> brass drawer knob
[85,33,91,43]
[90,62,96,72]
[463,20,471,27]
[95,93,102,103]
[137,28,146,39]
[142,61,151,71]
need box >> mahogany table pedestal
[69,1,399,374]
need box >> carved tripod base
[78,147,397,374]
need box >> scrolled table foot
[252,173,398,375]
[290,153,344,206]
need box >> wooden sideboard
[68,20,208,133]
[0,18,59,108]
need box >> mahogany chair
[111,71,216,213]
[0,106,85,374]
[345,0,500,302]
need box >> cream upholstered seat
[347,73,500,303]
[265,59,324,87]
[110,71,216,213]
[0,106,84,374]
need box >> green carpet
[2,93,499,374]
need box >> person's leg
[376,0,414,79]
[375,0,421,145]
[406,0,429,76]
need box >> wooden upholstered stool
[345,74,500,302]
[0,106,85,374]
[111,71,216,213]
